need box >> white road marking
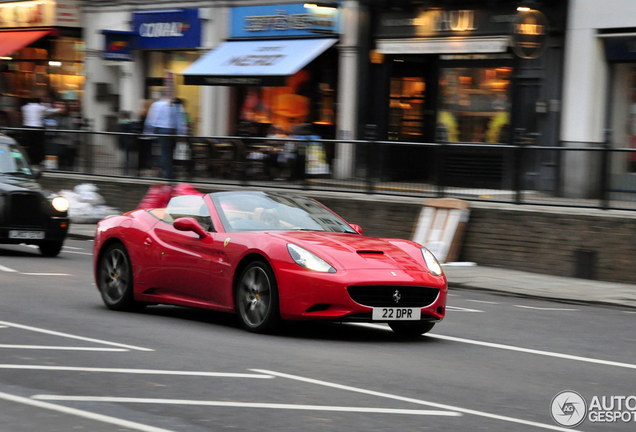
[0,326,8,329]
[447,293,459,297]
[31,395,460,417]
[252,369,580,431]
[21,273,71,276]
[623,311,636,314]
[514,305,579,311]
[62,246,84,250]
[0,391,176,432]
[0,321,154,352]
[446,306,483,313]
[0,365,273,378]
[0,345,127,352]
[0,265,18,273]
[466,300,499,305]
[61,250,92,256]
[353,323,636,371]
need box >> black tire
[97,243,142,311]
[235,260,280,333]
[39,241,63,257]
[388,321,435,337]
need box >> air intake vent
[348,285,440,307]
[357,250,384,255]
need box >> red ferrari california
[93,190,447,336]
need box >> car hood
[269,231,425,271]
[0,174,41,192]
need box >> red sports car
[93,190,447,336]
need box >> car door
[148,195,215,301]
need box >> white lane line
[623,311,636,314]
[0,265,18,273]
[514,305,579,311]
[429,334,636,371]
[0,326,8,329]
[0,321,153,352]
[251,369,579,432]
[466,300,499,305]
[0,391,176,432]
[21,273,71,276]
[62,246,84,250]
[446,306,483,313]
[31,395,460,417]
[353,323,636,371]
[0,345,127,352]
[61,250,92,256]
[447,293,459,297]
[0,365,272,378]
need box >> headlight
[421,248,443,276]
[51,196,70,212]
[287,244,336,273]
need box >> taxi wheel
[98,243,142,311]
[388,321,435,337]
[235,260,280,333]
[39,241,63,257]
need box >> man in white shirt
[143,96,187,179]
[21,98,59,165]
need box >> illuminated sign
[511,10,549,59]
[0,0,80,28]
[133,9,201,49]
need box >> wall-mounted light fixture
[517,6,531,12]
[304,2,338,10]
[0,57,12,61]
[48,61,62,67]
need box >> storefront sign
[230,3,340,38]
[377,8,514,39]
[102,30,134,61]
[511,10,549,59]
[133,9,201,49]
[0,0,80,28]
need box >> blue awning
[182,38,337,86]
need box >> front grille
[9,193,44,227]
[347,285,440,307]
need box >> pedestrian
[143,95,187,179]
[118,111,137,176]
[21,98,57,165]
[43,101,71,170]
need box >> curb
[447,282,636,310]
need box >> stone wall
[40,174,636,284]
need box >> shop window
[388,77,425,141]
[626,66,636,173]
[437,67,511,143]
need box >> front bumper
[275,264,447,323]
[0,217,70,245]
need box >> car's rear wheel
[235,260,280,333]
[388,321,435,337]
[39,241,63,257]
[98,243,142,311]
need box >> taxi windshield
[0,143,32,175]
[211,191,357,233]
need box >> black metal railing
[2,126,636,211]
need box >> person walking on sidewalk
[21,98,59,165]
[143,96,187,179]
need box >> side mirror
[174,217,208,238]
[350,224,363,235]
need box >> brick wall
[40,174,636,284]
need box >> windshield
[211,191,357,233]
[0,143,32,175]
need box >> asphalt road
[0,239,635,432]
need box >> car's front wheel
[235,260,280,333]
[98,243,142,311]
[388,321,435,337]
[39,241,63,257]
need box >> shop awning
[0,29,55,58]
[182,38,338,87]
[376,36,510,55]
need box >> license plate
[9,230,45,240]
[372,307,421,321]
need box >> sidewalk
[68,224,636,310]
